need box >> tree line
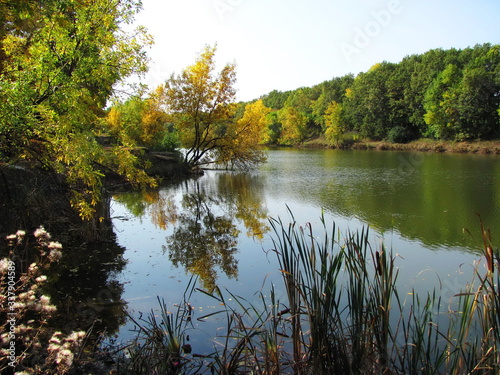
[260,43,500,145]
[1,0,498,220]
[111,44,500,164]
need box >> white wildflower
[40,295,50,305]
[34,226,50,239]
[28,263,38,272]
[48,249,63,262]
[13,302,25,309]
[0,258,10,273]
[6,234,16,240]
[18,292,28,299]
[48,342,61,352]
[49,336,61,345]
[66,332,80,343]
[56,349,74,367]
[35,275,47,283]
[42,304,57,313]
[16,230,26,237]
[48,241,62,250]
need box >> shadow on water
[0,165,128,340]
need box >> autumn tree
[0,0,155,218]
[106,87,171,149]
[278,106,308,145]
[161,45,268,169]
[216,99,271,169]
[324,101,345,147]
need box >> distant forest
[257,43,500,145]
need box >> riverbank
[301,137,500,154]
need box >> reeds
[118,277,197,374]
[119,212,499,374]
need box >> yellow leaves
[2,35,24,57]
[324,101,345,146]
[214,100,270,167]
[369,63,382,72]
[278,106,307,145]
[106,107,122,133]
[234,100,271,144]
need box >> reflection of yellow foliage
[141,191,178,230]
[114,189,177,230]
[216,174,270,240]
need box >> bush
[387,126,415,144]
[155,131,180,152]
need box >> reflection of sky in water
[110,149,497,352]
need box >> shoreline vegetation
[2,215,498,374]
[299,137,500,154]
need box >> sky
[130,0,500,102]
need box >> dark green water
[110,148,500,345]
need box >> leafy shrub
[387,126,415,144]
[155,131,180,152]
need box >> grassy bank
[301,137,500,154]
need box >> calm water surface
[111,149,500,346]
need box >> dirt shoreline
[300,138,500,155]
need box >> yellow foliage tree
[106,90,168,149]
[217,99,271,169]
[161,45,268,169]
[278,106,307,145]
[324,101,345,147]
[161,45,237,167]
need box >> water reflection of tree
[165,173,269,290]
[167,186,239,291]
[113,189,178,230]
[215,173,270,240]
[114,173,269,290]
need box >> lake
[109,148,500,350]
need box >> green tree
[310,75,354,130]
[423,64,463,139]
[0,0,155,218]
[261,89,291,110]
[343,63,394,140]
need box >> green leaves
[0,0,155,219]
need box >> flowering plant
[0,228,86,374]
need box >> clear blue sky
[132,0,500,102]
